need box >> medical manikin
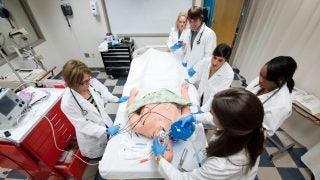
[126,83,192,161]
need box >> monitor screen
[0,96,16,116]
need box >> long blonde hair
[175,12,188,30]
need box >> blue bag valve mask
[169,120,195,141]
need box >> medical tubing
[119,105,160,133]
[39,114,99,166]
[115,111,173,138]
[114,106,159,137]
[115,110,153,136]
[118,104,173,135]
[128,110,173,132]
[124,106,154,127]
[121,110,173,135]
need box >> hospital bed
[99,47,208,179]
[132,45,169,59]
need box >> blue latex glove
[107,124,120,137]
[182,62,187,67]
[152,136,168,156]
[117,96,129,103]
[188,68,196,77]
[180,114,196,128]
[112,40,120,46]
[171,42,182,50]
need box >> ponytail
[266,56,297,92]
[287,78,295,93]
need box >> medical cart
[100,40,134,78]
[0,88,87,179]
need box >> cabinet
[100,40,134,78]
[0,91,87,179]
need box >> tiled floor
[0,71,314,180]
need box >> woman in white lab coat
[246,56,297,136]
[167,12,189,52]
[187,43,234,107]
[183,7,216,70]
[152,88,265,180]
[60,60,128,159]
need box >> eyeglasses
[188,18,201,24]
[80,77,91,86]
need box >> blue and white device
[0,88,27,129]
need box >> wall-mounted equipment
[8,27,28,43]
[0,6,14,28]
[90,0,98,16]
[60,4,73,27]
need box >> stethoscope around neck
[70,84,102,116]
[196,24,205,45]
[253,84,283,104]
[70,89,88,116]
[191,23,205,45]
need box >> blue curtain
[203,0,215,27]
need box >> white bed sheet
[99,48,207,179]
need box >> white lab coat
[246,77,292,136]
[189,59,234,106]
[61,78,119,158]
[184,23,216,69]
[158,148,259,180]
[188,59,233,128]
[167,27,189,50]
[167,27,189,60]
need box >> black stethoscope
[70,84,102,117]
[253,84,283,104]
[196,23,205,45]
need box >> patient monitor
[0,88,27,129]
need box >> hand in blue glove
[112,40,120,46]
[188,68,196,77]
[107,124,120,137]
[152,136,168,156]
[179,114,196,128]
[182,62,187,67]
[171,42,182,50]
[117,96,129,103]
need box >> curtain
[233,0,320,97]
